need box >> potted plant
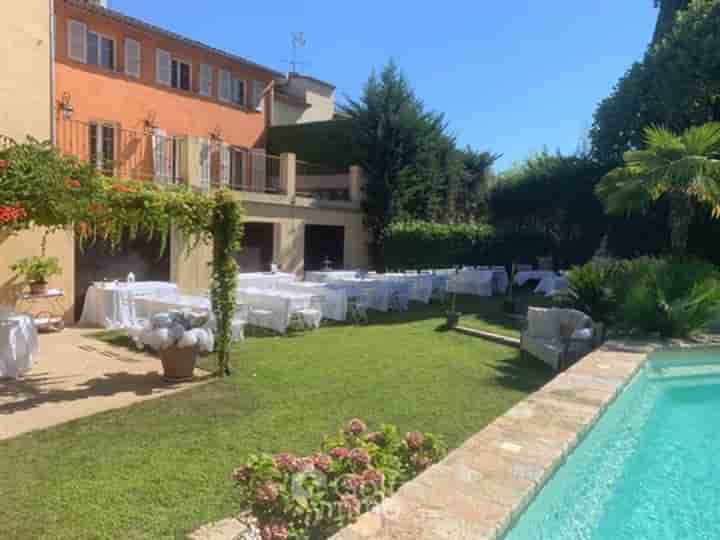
[129,311,213,382]
[10,256,62,295]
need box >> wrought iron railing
[208,145,284,194]
[56,118,186,184]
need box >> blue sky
[113,0,657,171]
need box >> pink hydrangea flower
[255,482,280,504]
[405,432,425,451]
[232,465,253,483]
[349,448,370,468]
[260,522,289,540]
[362,468,385,488]
[297,456,316,473]
[330,447,349,460]
[410,453,432,471]
[273,453,300,473]
[340,473,364,492]
[337,493,362,517]
[312,453,332,473]
[346,418,367,436]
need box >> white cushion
[571,328,593,340]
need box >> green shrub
[233,418,446,540]
[615,258,720,338]
[560,260,618,325]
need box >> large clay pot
[159,345,198,382]
[29,281,48,296]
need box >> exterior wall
[272,75,335,126]
[54,0,274,149]
[273,100,305,126]
[0,1,76,321]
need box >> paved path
[0,328,211,441]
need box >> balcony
[296,160,351,202]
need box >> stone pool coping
[331,340,659,540]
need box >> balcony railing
[208,145,285,195]
[57,118,186,184]
[297,160,351,201]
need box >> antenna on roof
[282,32,309,75]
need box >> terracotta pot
[29,281,48,295]
[159,345,198,382]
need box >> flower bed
[233,418,446,540]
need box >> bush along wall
[384,221,553,270]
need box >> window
[232,78,245,106]
[218,69,232,102]
[229,148,244,188]
[87,31,115,70]
[125,38,141,77]
[199,64,213,96]
[252,80,265,111]
[156,48,172,86]
[88,123,115,175]
[171,59,191,91]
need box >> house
[0,0,369,321]
[272,73,337,126]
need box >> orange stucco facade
[54,0,275,151]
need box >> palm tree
[596,123,720,255]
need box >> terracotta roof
[64,0,285,78]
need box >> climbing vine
[0,137,244,376]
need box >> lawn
[0,296,553,540]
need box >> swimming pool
[503,347,720,540]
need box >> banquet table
[79,281,179,329]
[371,273,434,304]
[273,282,348,321]
[236,272,297,289]
[448,269,509,296]
[0,313,38,379]
[534,273,569,296]
[514,270,558,287]
[236,287,318,333]
[305,270,365,283]
[133,293,211,319]
[326,278,394,312]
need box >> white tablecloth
[305,270,364,283]
[0,314,38,379]
[326,278,394,312]
[514,270,557,286]
[237,287,317,333]
[79,281,179,329]
[371,273,434,304]
[236,272,296,289]
[273,282,348,321]
[134,293,211,319]
[448,269,509,296]
[534,273,569,296]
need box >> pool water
[503,348,720,540]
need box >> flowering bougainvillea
[234,419,446,540]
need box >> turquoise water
[503,348,720,540]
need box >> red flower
[272,453,300,473]
[255,482,280,505]
[312,453,332,473]
[405,432,425,451]
[337,493,362,517]
[65,178,81,188]
[0,159,9,170]
[362,468,385,488]
[349,448,370,468]
[330,447,349,460]
[0,205,27,224]
[346,418,367,436]
[340,473,364,492]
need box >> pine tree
[653,0,691,41]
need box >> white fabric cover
[0,314,38,379]
[372,274,434,304]
[326,279,393,312]
[522,307,595,370]
[534,273,570,297]
[305,270,363,283]
[237,287,316,333]
[273,282,348,321]
[79,282,179,329]
[236,272,296,289]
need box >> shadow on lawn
[0,371,213,415]
[492,351,554,393]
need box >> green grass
[456,287,555,337]
[0,296,553,540]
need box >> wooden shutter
[156,49,171,86]
[68,20,87,62]
[200,64,212,96]
[219,70,231,102]
[125,38,141,77]
[253,80,265,111]
[199,140,211,191]
[219,145,230,186]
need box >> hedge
[384,221,552,270]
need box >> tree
[653,0,691,42]
[591,0,720,164]
[596,123,720,255]
[449,147,501,222]
[343,62,452,267]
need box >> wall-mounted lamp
[59,92,74,120]
[144,111,159,133]
[210,126,223,144]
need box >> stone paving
[330,340,654,540]
[0,328,211,440]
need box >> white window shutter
[253,81,265,111]
[199,140,211,191]
[68,20,87,62]
[152,129,167,182]
[200,64,212,96]
[125,38,141,77]
[156,49,171,86]
[220,145,230,186]
[219,70,231,102]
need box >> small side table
[16,288,66,332]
